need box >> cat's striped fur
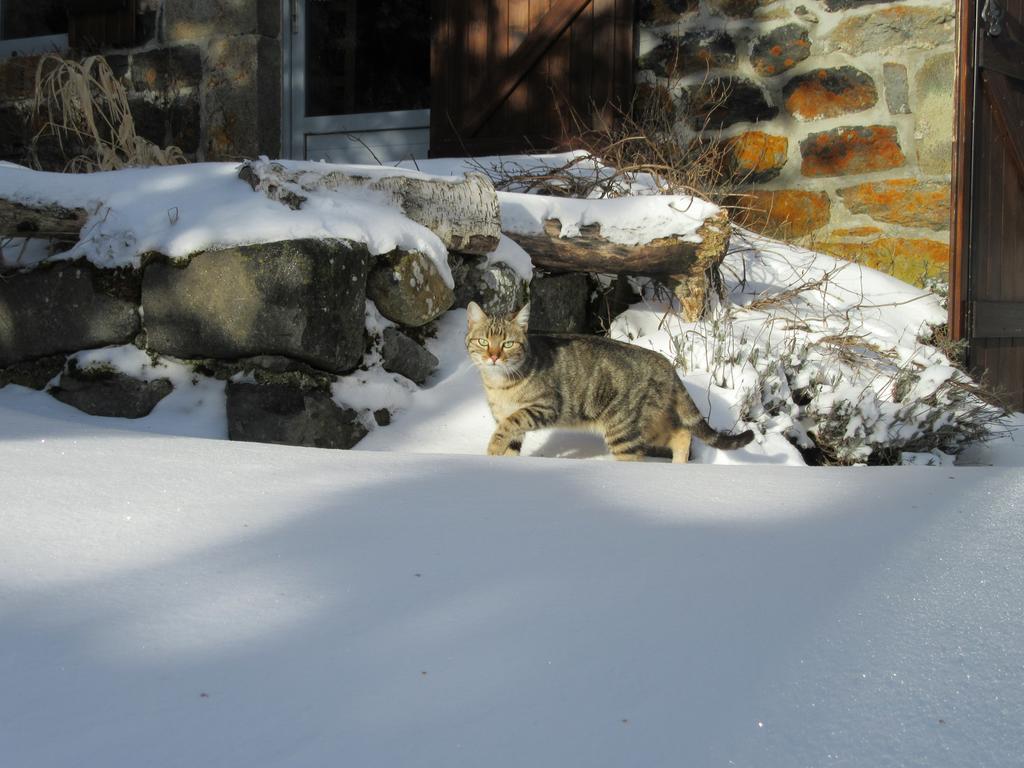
[466,302,754,462]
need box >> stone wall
[0,0,280,167]
[0,239,532,449]
[637,0,956,285]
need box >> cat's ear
[466,301,487,327]
[514,303,530,330]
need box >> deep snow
[1,399,1023,768]
[2,156,1022,766]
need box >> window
[305,0,430,117]
[0,0,68,57]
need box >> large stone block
[0,262,141,367]
[728,189,831,238]
[226,382,368,450]
[685,77,778,130]
[725,131,789,182]
[128,45,203,95]
[203,34,281,160]
[783,67,878,120]
[164,0,279,41]
[367,249,455,327]
[380,328,439,384]
[707,0,760,18]
[800,125,905,177]
[815,237,949,285]
[883,62,911,114]
[529,273,589,333]
[448,253,529,317]
[639,31,736,77]
[824,0,900,9]
[129,96,201,155]
[141,239,369,374]
[837,179,951,230]
[0,54,46,102]
[827,6,955,55]
[750,24,811,77]
[50,364,173,419]
[638,0,699,23]
[0,354,66,390]
[914,52,955,175]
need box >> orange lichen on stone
[784,67,878,120]
[800,125,905,177]
[837,179,951,230]
[727,131,789,178]
[813,237,949,285]
[728,189,831,238]
[829,226,883,237]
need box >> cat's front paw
[487,437,522,457]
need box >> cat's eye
[476,338,488,347]
[502,340,515,348]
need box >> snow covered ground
[2,155,1023,765]
[1,394,1022,767]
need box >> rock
[750,24,811,77]
[638,0,699,23]
[529,273,590,333]
[837,179,950,230]
[196,355,337,390]
[49,363,173,418]
[707,0,759,18]
[914,52,955,175]
[827,6,955,56]
[799,125,905,177]
[0,354,66,390]
[590,277,642,333]
[380,327,439,384]
[142,239,369,374]
[824,0,904,11]
[783,67,878,120]
[449,253,529,317]
[685,77,778,130]
[728,189,831,238]
[813,237,949,285]
[883,62,911,114]
[203,35,281,160]
[226,382,368,449]
[633,83,677,120]
[725,131,789,182]
[367,249,455,327]
[794,5,820,23]
[127,45,202,94]
[0,261,141,368]
[639,31,737,77]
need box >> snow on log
[238,160,501,256]
[0,198,89,239]
[501,194,731,320]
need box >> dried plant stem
[32,54,186,172]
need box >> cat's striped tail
[692,419,755,450]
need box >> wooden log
[238,160,502,256]
[505,210,731,321]
[0,198,90,239]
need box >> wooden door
[430,0,635,158]
[951,0,1024,409]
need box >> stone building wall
[637,0,956,285]
[0,0,280,167]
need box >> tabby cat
[466,301,754,463]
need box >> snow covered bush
[613,232,1009,466]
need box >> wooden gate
[429,0,636,158]
[951,0,1024,409]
